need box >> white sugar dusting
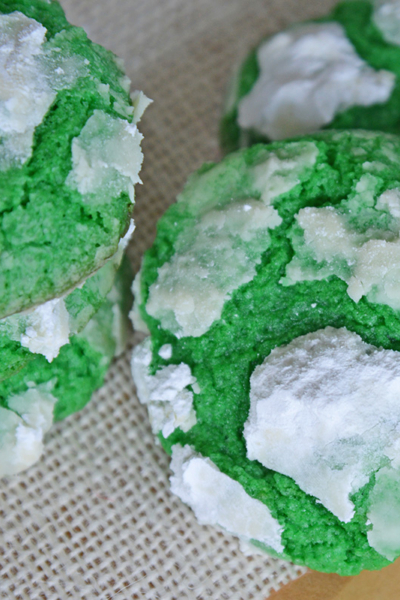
[146,199,281,338]
[130,269,150,334]
[367,462,400,560]
[0,13,54,167]
[20,297,70,362]
[373,0,400,46]
[0,12,87,169]
[130,90,153,123]
[145,142,319,339]
[159,344,173,360]
[283,179,400,311]
[0,383,56,477]
[238,22,394,140]
[118,219,136,252]
[131,339,197,437]
[244,327,400,523]
[67,110,144,202]
[252,141,318,204]
[170,444,284,553]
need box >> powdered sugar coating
[373,0,400,46]
[0,12,86,169]
[146,199,281,338]
[252,141,318,204]
[283,177,400,311]
[0,383,56,478]
[170,444,284,553]
[238,23,394,140]
[66,110,143,203]
[132,339,197,438]
[244,327,400,523]
[367,462,400,559]
[20,297,70,362]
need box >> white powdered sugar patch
[0,12,86,169]
[131,339,197,438]
[146,199,281,338]
[130,269,150,334]
[367,458,400,560]
[130,90,153,123]
[244,327,400,523]
[159,344,173,360]
[67,110,144,202]
[376,187,400,219]
[20,297,70,362]
[283,179,400,311]
[373,0,400,46]
[170,444,284,553]
[104,57,152,121]
[110,217,136,275]
[0,12,54,167]
[252,141,318,204]
[0,383,56,478]
[118,219,136,252]
[238,23,395,140]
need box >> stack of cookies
[0,0,149,475]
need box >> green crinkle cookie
[221,0,400,153]
[132,130,400,575]
[0,254,133,477]
[0,0,149,317]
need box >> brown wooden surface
[269,558,400,600]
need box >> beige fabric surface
[0,0,339,598]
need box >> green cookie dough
[0,221,133,381]
[132,130,400,575]
[0,0,149,317]
[221,0,400,153]
[0,254,133,478]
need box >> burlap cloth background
[0,0,340,598]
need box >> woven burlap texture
[0,0,339,598]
